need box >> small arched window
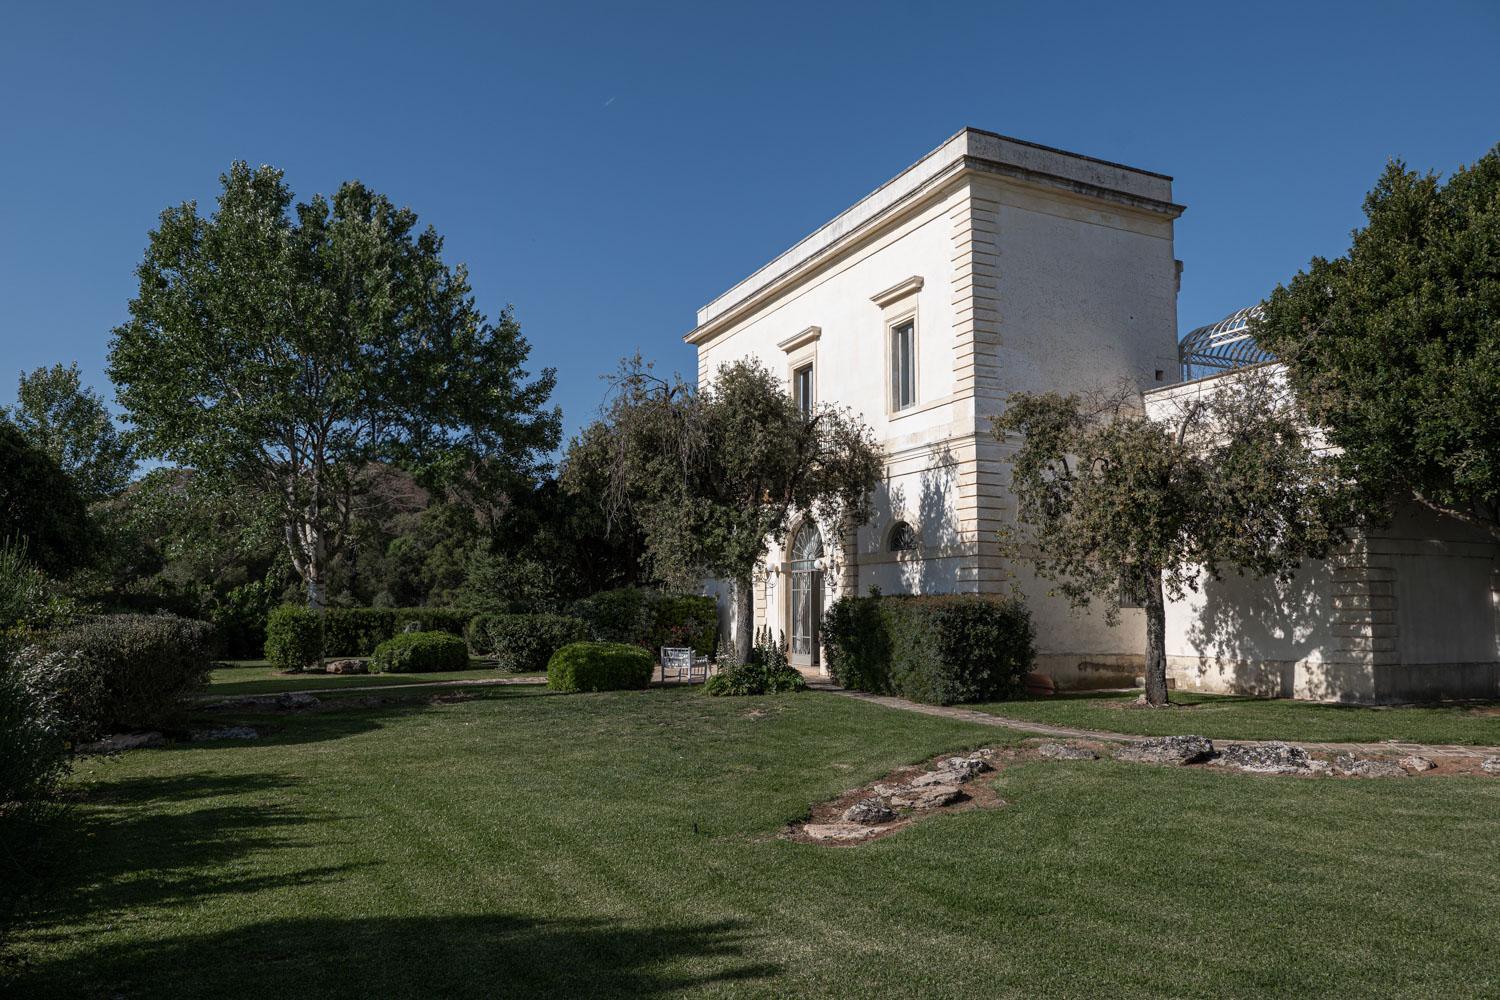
[888,521,917,552]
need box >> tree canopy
[108,162,560,607]
[587,357,882,655]
[5,362,134,502]
[995,379,1348,705]
[1255,146,1500,539]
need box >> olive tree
[589,356,882,659]
[995,377,1349,705]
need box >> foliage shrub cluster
[467,613,587,673]
[263,605,468,670]
[822,594,1034,705]
[570,587,717,655]
[15,613,214,736]
[703,628,807,697]
[546,641,654,692]
[370,631,469,674]
[0,664,68,810]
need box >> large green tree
[995,379,1349,705]
[109,162,560,607]
[1255,146,1500,539]
[5,363,134,502]
[591,357,882,658]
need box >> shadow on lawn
[188,686,555,749]
[8,772,364,953]
[12,913,780,999]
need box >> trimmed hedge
[822,594,1035,705]
[263,605,468,669]
[652,594,718,656]
[468,613,588,673]
[264,605,324,671]
[571,588,718,655]
[19,613,213,735]
[546,641,654,692]
[370,631,470,674]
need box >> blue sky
[2,1,1496,447]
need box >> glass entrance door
[788,523,823,668]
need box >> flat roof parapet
[691,127,1181,337]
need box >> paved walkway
[826,687,1500,759]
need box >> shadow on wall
[11,913,779,999]
[868,442,964,596]
[1181,561,1334,698]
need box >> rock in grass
[1113,735,1214,766]
[325,658,368,675]
[842,798,897,825]
[1480,757,1500,775]
[1399,755,1436,772]
[889,785,965,809]
[909,755,992,788]
[1214,742,1312,774]
[803,822,883,842]
[1036,742,1099,761]
[79,731,165,753]
[1333,754,1406,778]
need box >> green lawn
[205,659,539,696]
[4,688,1499,998]
[970,689,1500,746]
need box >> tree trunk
[732,574,754,663]
[1142,565,1169,707]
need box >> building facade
[685,126,1499,701]
[686,127,1181,683]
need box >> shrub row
[822,594,1035,705]
[570,588,718,655]
[546,641,654,692]
[263,605,468,670]
[467,613,588,673]
[371,631,469,673]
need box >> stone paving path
[825,686,1500,759]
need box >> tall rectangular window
[793,363,814,418]
[890,319,915,411]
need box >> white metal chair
[660,647,693,683]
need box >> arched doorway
[788,521,823,669]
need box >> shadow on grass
[13,913,780,999]
[184,686,558,749]
[6,771,364,956]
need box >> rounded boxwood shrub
[546,641,653,692]
[264,605,322,671]
[370,631,470,674]
[471,613,588,673]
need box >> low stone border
[786,735,1500,847]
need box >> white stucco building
[686,126,1499,701]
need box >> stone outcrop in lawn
[1113,735,1215,766]
[1333,755,1407,778]
[1213,741,1313,774]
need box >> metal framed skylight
[1178,305,1276,381]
